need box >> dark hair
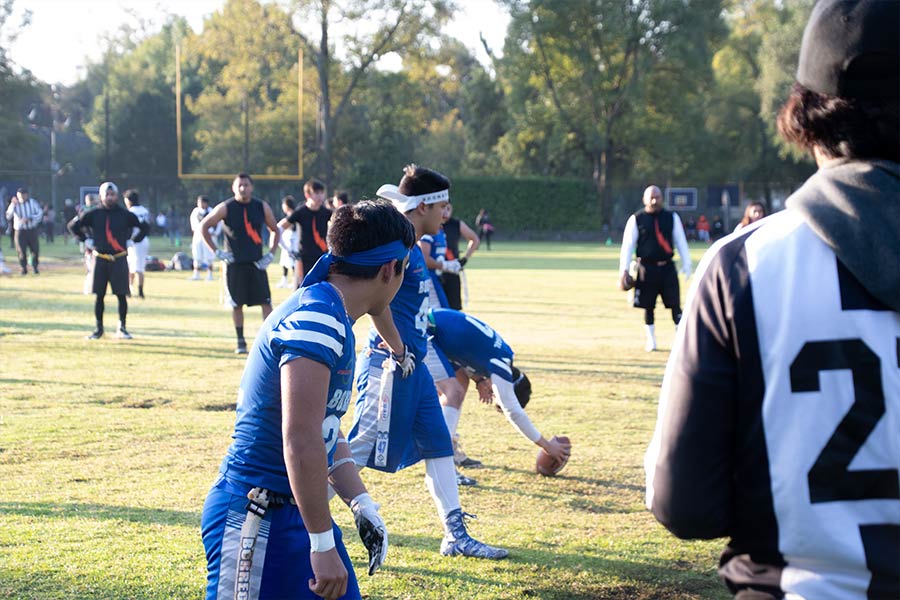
[740,202,766,227]
[235,173,253,183]
[512,366,531,409]
[16,187,28,194]
[777,82,899,162]
[197,195,209,204]
[304,178,326,195]
[327,199,415,279]
[124,189,140,203]
[398,164,450,197]
[282,195,296,210]
[334,192,349,205]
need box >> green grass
[0,238,729,599]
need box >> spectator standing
[734,202,767,232]
[124,189,152,298]
[475,208,494,250]
[189,195,217,281]
[618,185,692,351]
[62,198,77,244]
[42,203,55,243]
[165,206,180,245]
[68,182,150,339]
[275,195,298,288]
[5,187,43,275]
[696,214,711,243]
[200,173,280,354]
[645,2,899,598]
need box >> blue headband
[301,239,410,287]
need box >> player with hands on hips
[427,308,571,465]
[201,199,414,600]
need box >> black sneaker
[116,327,132,340]
[86,330,104,340]
[455,471,477,487]
[235,340,248,354]
[458,457,483,468]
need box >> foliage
[0,239,728,600]
[0,0,38,172]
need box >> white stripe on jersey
[281,311,346,337]
[272,330,343,356]
[490,358,512,376]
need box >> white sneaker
[645,338,657,352]
[275,277,288,288]
[189,273,200,280]
[644,324,656,352]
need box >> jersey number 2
[790,338,899,598]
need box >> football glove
[391,346,416,378]
[254,252,274,271]
[442,259,461,274]
[350,493,387,576]
[215,248,235,264]
[458,257,468,268]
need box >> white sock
[645,324,656,342]
[425,456,460,521]
[441,405,460,438]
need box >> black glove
[458,257,468,268]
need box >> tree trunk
[593,148,609,224]
[317,0,334,190]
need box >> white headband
[99,182,118,198]
[377,184,449,212]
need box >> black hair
[327,199,415,279]
[398,164,450,197]
[777,82,899,162]
[304,178,326,195]
[512,366,531,409]
[124,189,140,204]
[197,195,209,204]
[235,173,253,184]
[335,192,349,204]
[282,195,296,210]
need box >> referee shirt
[6,197,43,231]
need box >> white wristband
[327,456,356,475]
[309,529,336,553]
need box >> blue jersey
[428,308,515,382]
[220,282,355,495]
[367,244,430,360]
[421,231,450,308]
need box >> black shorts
[439,272,463,310]
[633,261,680,310]
[93,255,130,296]
[225,262,271,308]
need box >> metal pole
[50,126,57,216]
[242,95,250,173]
[104,90,110,178]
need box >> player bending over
[201,200,414,600]
[427,308,571,466]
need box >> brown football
[536,435,571,477]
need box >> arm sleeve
[491,374,541,443]
[672,213,691,275]
[645,241,742,540]
[618,215,638,273]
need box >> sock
[441,405,461,438]
[138,285,143,296]
[236,326,244,341]
[425,456,460,522]
[117,295,127,326]
[94,295,105,330]
[645,324,656,343]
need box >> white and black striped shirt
[6,198,43,231]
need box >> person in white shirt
[124,189,152,298]
[5,187,43,275]
[189,195,218,281]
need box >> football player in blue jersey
[427,308,571,465]
[646,2,899,598]
[348,164,508,560]
[201,200,415,600]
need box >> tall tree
[0,0,38,173]
[497,0,725,219]
[290,0,454,189]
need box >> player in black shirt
[68,182,150,339]
[279,178,331,286]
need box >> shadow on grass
[385,532,724,600]
[0,500,200,527]
[0,567,201,600]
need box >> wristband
[309,529,336,553]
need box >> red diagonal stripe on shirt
[654,217,672,255]
[312,222,327,252]
[106,217,125,253]
[243,206,263,245]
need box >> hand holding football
[536,435,571,476]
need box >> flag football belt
[374,352,395,468]
[232,487,297,600]
[93,250,127,261]
[642,259,670,267]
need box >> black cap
[797,0,900,100]
[16,187,27,194]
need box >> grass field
[0,238,730,600]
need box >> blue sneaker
[440,509,508,559]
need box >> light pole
[28,86,70,217]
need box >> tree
[290,0,454,188]
[497,0,725,219]
[0,0,38,173]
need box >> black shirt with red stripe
[222,198,268,264]
[68,204,148,254]
[287,204,331,260]
[634,209,675,263]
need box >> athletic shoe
[235,339,248,354]
[457,457,483,468]
[645,338,657,352]
[440,509,508,560]
[33,268,39,275]
[86,329,104,340]
[456,471,477,487]
[116,327,133,340]
[452,435,483,468]
[189,273,200,280]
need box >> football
[535,435,571,477]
